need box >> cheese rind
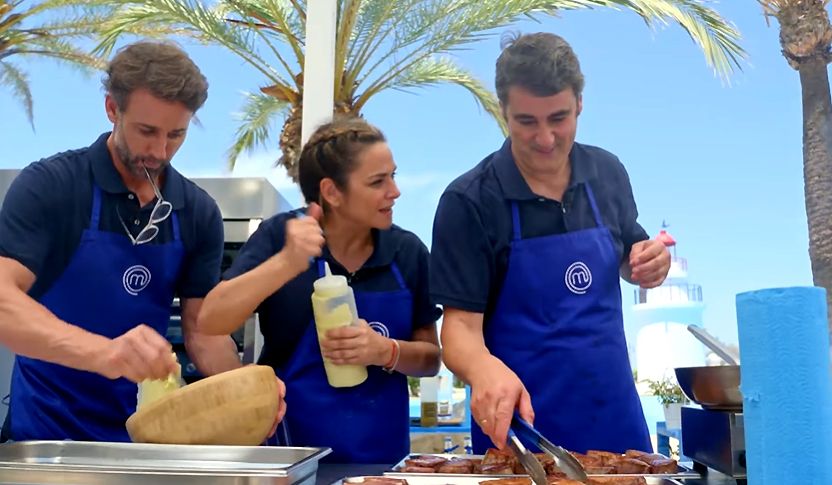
[126,365,279,445]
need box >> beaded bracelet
[383,338,401,374]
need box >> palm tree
[93,0,745,180]
[759,0,832,330]
[1,0,107,127]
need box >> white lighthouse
[631,228,707,382]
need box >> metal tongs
[510,414,588,482]
[506,430,548,485]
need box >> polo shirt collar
[493,137,595,201]
[321,227,397,270]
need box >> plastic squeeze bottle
[310,262,368,387]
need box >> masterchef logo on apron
[564,261,592,295]
[368,321,390,337]
[123,265,152,296]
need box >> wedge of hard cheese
[126,365,279,446]
[137,354,183,411]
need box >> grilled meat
[436,457,475,474]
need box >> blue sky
[0,2,814,345]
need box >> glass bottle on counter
[420,376,439,427]
[311,262,368,387]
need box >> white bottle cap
[313,262,348,294]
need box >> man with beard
[431,33,670,455]
[0,41,247,441]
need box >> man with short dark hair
[0,41,244,441]
[432,33,671,454]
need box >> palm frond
[17,36,106,69]
[333,0,361,99]
[609,0,745,80]
[220,0,305,73]
[355,0,745,103]
[13,0,118,39]
[382,56,507,134]
[227,91,290,169]
[219,0,299,87]
[0,0,114,126]
[0,60,34,128]
[344,0,417,94]
[23,0,116,16]
[93,0,290,86]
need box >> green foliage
[646,377,688,405]
[1,0,109,126]
[407,376,419,397]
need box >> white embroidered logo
[565,261,592,295]
[123,265,151,296]
[369,321,390,338]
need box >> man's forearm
[440,316,491,385]
[185,334,242,376]
[0,283,107,373]
[182,297,243,376]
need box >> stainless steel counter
[0,441,330,485]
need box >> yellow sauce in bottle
[311,263,368,387]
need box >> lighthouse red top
[657,229,676,247]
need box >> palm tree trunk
[277,98,357,182]
[279,105,303,181]
[799,57,832,333]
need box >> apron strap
[389,263,407,290]
[171,211,181,241]
[510,202,522,242]
[318,258,408,291]
[583,183,604,228]
[511,184,603,238]
[90,185,103,231]
[90,184,179,240]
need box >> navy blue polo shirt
[223,211,442,369]
[0,132,224,300]
[430,138,649,318]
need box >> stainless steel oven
[181,176,294,381]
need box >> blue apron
[8,184,183,442]
[274,258,412,464]
[472,183,650,454]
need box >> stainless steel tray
[386,454,700,479]
[0,440,331,485]
[345,476,684,485]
